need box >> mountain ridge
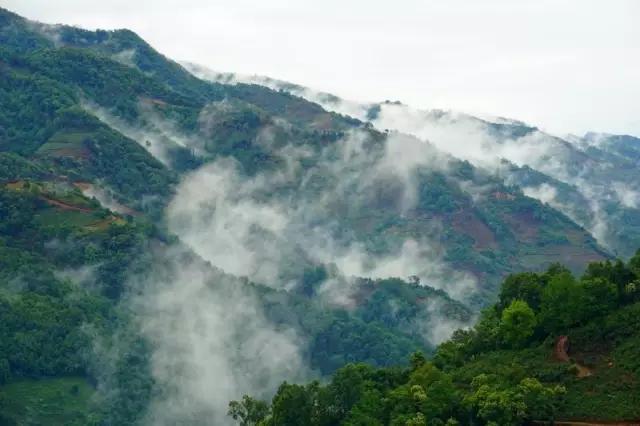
[0,7,637,425]
[0,6,613,303]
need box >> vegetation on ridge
[231,253,640,425]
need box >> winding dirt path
[555,335,571,362]
[554,335,592,377]
[42,196,93,213]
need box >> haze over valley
[0,3,639,425]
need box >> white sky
[4,0,639,136]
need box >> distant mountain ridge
[0,6,611,306]
[185,63,640,259]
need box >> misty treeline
[192,63,640,260]
[230,253,640,425]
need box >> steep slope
[0,10,606,303]
[0,6,611,331]
[0,156,474,425]
[188,66,639,260]
[0,7,475,424]
[0,7,624,424]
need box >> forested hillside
[234,254,640,425]
[0,6,638,425]
[190,66,640,260]
[0,7,608,305]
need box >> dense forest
[232,255,640,425]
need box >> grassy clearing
[0,377,96,425]
[36,132,92,159]
[34,209,100,228]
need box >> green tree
[388,384,431,426]
[410,352,427,370]
[327,363,376,420]
[432,329,472,369]
[342,389,385,426]
[228,395,269,426]
[498,272,545,312]
[580,277,618,318]
[517,378,566,422]
[499,300,537,347]
[539,272,583,333]
[469,308,501,352]
[464,375,526,426]
[407,363,458,421]
[268,382,317,426]
[584,259,634,304]
[405,412,426,426]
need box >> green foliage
[268,382,317,426]
[538,271,583,333]
[628,249,640,277]
[463,374,527,425]
[584,259,636,304]
[246,253,640,425]
[0,153,45,182]
[228,395,270,426]
[0,359,9,385]
[406,363,459,420]
[517,377,566,422]
[497,272,545,312]
[580,277,618,319]
[499,300,536,347]
[236,358,567,426]
[463,375,564,425]
[0,377,97,425]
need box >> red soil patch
[492,191,516,201]
[554,335,593,378]
[73,182,140,216]
[555,335,571,362]
[5,181,25,190]
[451,209,497,249]
[73,182,92,191]
[503,211,539,243]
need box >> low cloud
[83,100,204,167]
[613,182,640,209]
[186,66,640,254]
[522,183,558,206]
[166,126,476,302]
[418,300,473,346]
[127,246,310,425]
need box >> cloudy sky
[5,0,639,136]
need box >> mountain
[0,6,636,425]
[186,64,640,261]
[0,8,609,304]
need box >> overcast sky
[4,0,639,136]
